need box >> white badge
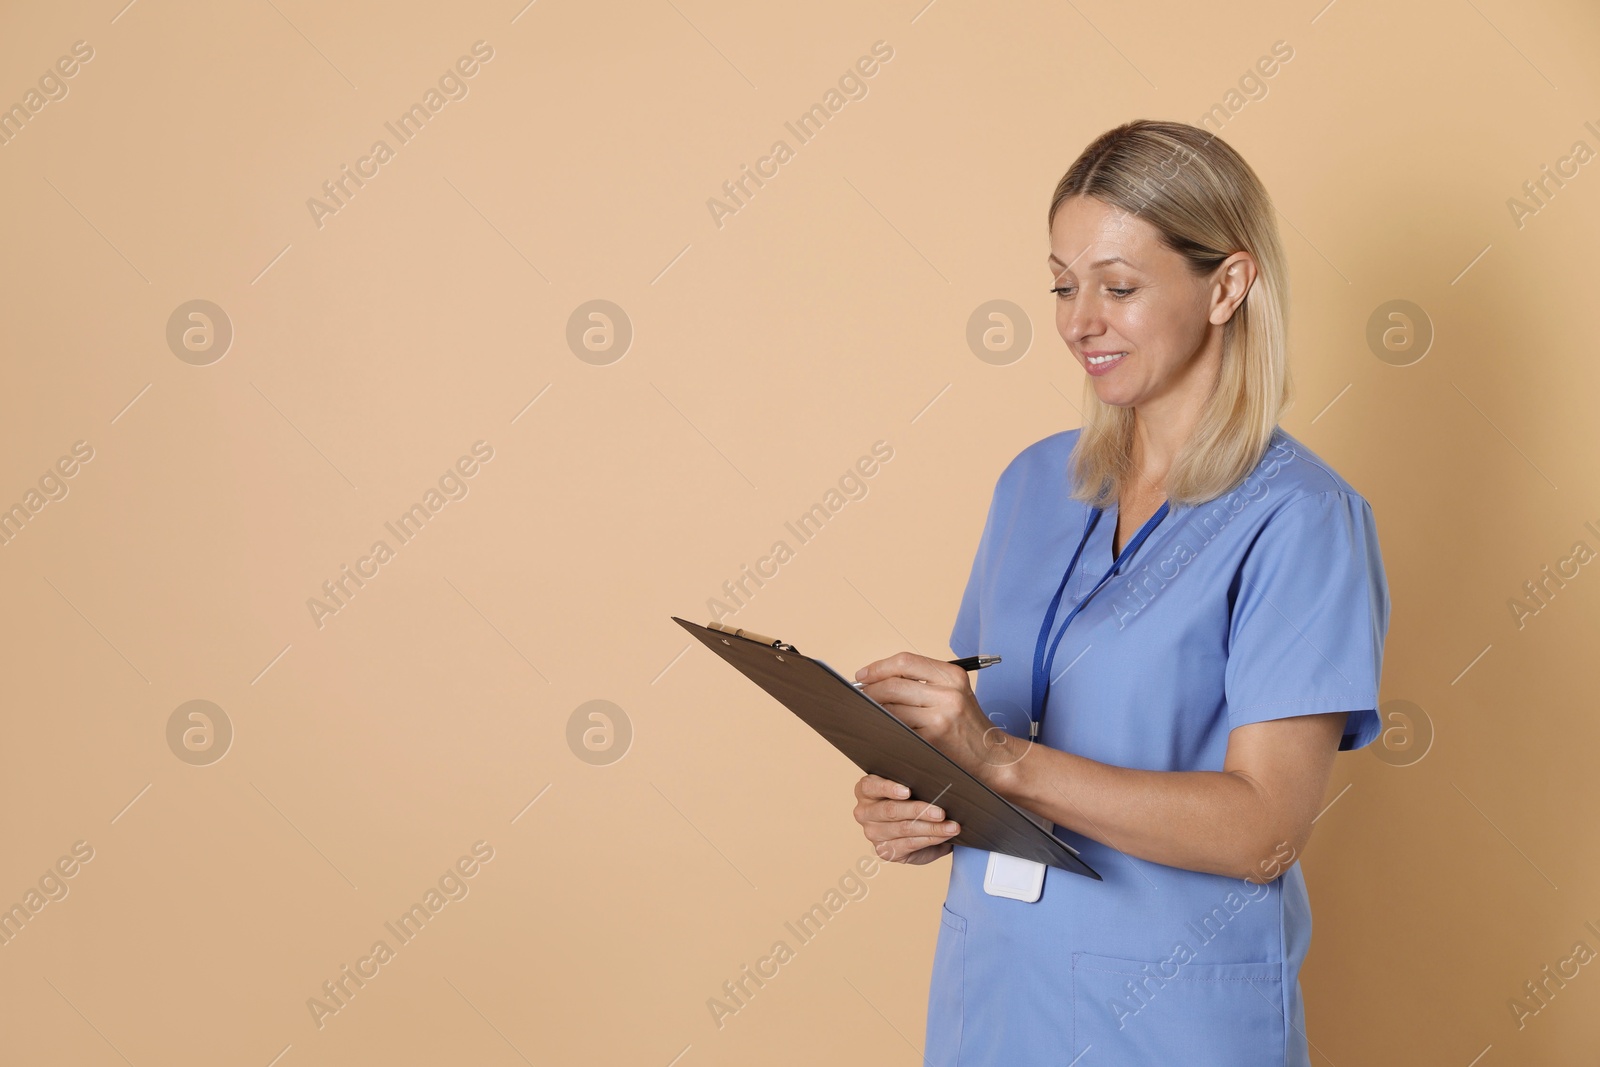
[982,807,1052,903]
[983,851,1047,902]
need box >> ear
[1208,251,1258,326]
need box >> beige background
[2,0,1598,1063]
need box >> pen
[700,622,1000,688]
[851,654,1001,689]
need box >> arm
[854,653,1347,881]
[985,710,1346,881]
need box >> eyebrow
[1047,253,1133,272]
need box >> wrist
[976,735,1027,797]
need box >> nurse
[851,119,1389,1066]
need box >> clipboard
[672,617,1100,879]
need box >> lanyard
[1028,500,1171,739]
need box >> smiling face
[1048,195,1247,418]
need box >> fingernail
[927,808,943,821]
[855,667,867,680]
[943,822,958,833]
[896,786,910,798]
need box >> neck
[1129,341,1222,492]
[1129,410,1187,492]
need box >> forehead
[1048,197,1161,271]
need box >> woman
[851,119,1389,1066]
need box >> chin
[1089,385,1138,409]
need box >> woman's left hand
[854,652,1025,782]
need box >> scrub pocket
[1071,951,1285,1065]
[924,904,966,1065]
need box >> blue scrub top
[927,425,1389,1066]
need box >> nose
[1058,288,1104,346]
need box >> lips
[1082,351,1127,376]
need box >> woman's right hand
[853,774,961,864]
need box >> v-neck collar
[1104,497,1175,570]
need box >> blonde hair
[1048,119,1292,508]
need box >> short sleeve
[1224,491,1390,751]
[949,474,1004,659]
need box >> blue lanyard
[1028,500,1171,739]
